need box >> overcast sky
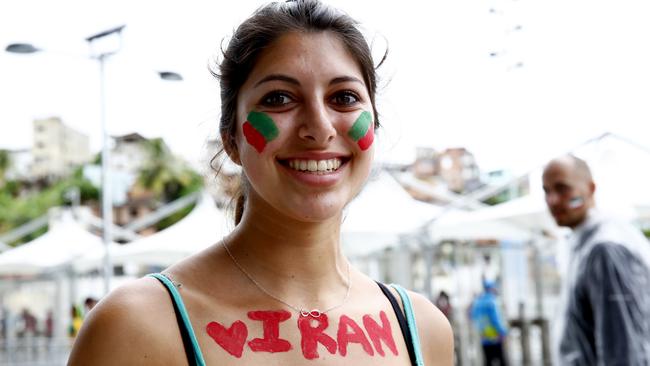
[1,0,649,174]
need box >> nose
[545,192,559,206]
[298,100,336,145]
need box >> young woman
[68,1,453,365]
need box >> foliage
[643,228,650,239]
[156,202,196,231]
[0,166,98,245]
[92,152,102,165]
[135,138,203,230]
[0,149,10,184]
[1,138,204,245]
[484,191,510,206]
[137,138,203,202]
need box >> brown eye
[331,91,359,106]
[261,92,292,107]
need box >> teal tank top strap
[148,273,206,366]
[390,284,425,366]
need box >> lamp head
[5,43,40,54]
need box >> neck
[570,206,596,230]
[222,195,348,306]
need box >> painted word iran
[205,310,398,359]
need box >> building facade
[31,117,91,178]
[111,133,151,175]
[438,147,482,193]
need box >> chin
[554,216,570,227]
[277,193,349,223]
[288,203,344,223]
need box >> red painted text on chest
[205,310,398,359]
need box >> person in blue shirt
[471,280,508,366]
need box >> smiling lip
[277,152,350,187]
[279,151,349,160]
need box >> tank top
[149,273,425,365]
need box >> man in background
[543,155,650,365]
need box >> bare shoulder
[67,276,185,365]
[408,290,454,366]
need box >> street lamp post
[86,25,126,295]
[5,30,183,296]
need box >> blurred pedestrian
[543,155,650,365]
[84,297,98,315]
[470,280,508,366]
[44,310,53,338]
[68,305,83,339]
[435,290,453,320]
[17,308,37,338]
[0,306,7,340]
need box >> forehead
[246,31,364,83]
[542,161,580,186]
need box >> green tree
[0,149,10,185]
[137,138,202,203]
[0,166,99,245]
[134,138,203,231]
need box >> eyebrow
[254,74,300,88]
[329,76,364,86]
[253,74,364,88]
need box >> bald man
[543,155,650,365]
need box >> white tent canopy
[342,170,442,257]
[0,210,107,277]
[428,194,557,242]
[104,192,231,268]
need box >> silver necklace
[222,239,351,318]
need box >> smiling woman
[67,1,453,365]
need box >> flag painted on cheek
[347,111,374,151]
[243,111,280,153]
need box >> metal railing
[0,337,71,366]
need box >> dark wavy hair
[211,0,385,224]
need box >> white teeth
[308,160,318,172]
[287,158,343,173]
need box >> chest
[191,308,413,365]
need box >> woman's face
[233,31,375,222]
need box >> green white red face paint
[243,110,374,153]
[205,310,398,359]
[243,111,280,153]
[347,111,374,151]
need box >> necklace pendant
[300,309,322,318]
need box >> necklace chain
[222,239,351,318]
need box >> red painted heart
[206,320,248,358]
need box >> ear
[221,131,241,166]
[588,181,596,196]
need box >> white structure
[428,194,558,242]
[111,133,152,175]
[4,148,33,181]
[341,170,442,257]
[0,209,109,277]
[75,192,231,270]
[31,117,91,178]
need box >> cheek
[241,111,280,154]
[346,111,374,151]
